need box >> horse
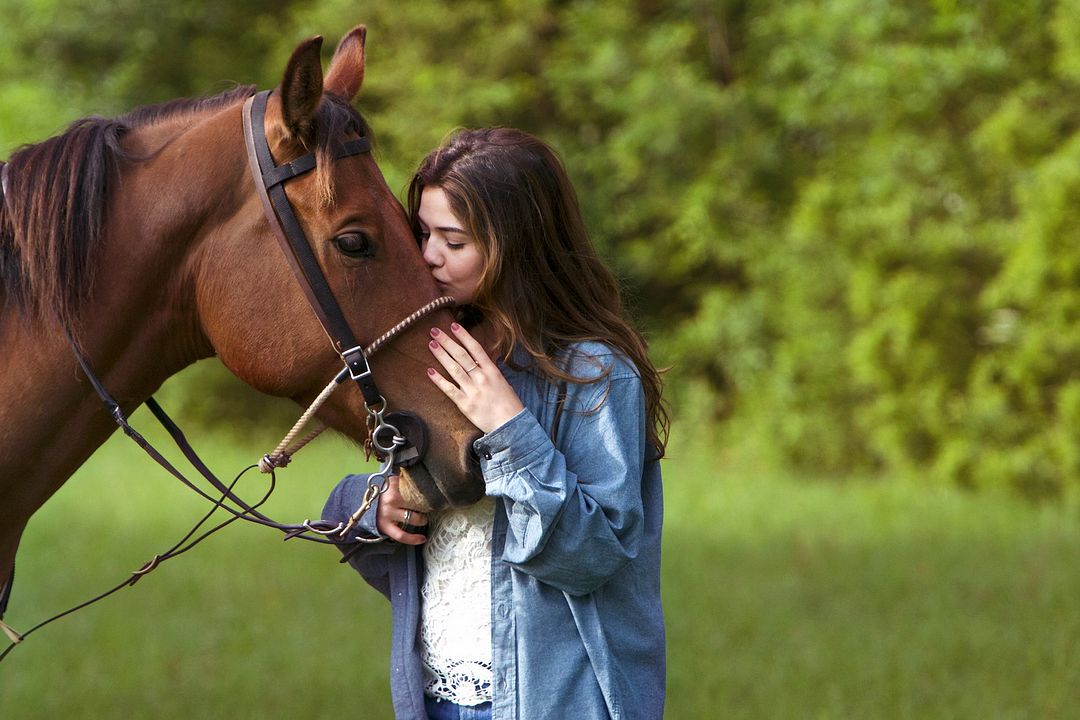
[0,26,483,627]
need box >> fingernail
[451,322,461,331]
[429,340,439,349]
[430,327,441,337]
[427,368,436,376]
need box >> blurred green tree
[4,0,1080,497]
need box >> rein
[0,89,454,661]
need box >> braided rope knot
[259,453,290,473]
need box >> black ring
[400,522,427,535]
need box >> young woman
[323,128,668,720]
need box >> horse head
[190,28,484,510]
[0,24,494,648]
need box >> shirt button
[497,603,510,618]
[480,447,493,460]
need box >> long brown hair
[407,128,669,458]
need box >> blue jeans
[424,695,493,720]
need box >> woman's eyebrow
[434,225,469,236]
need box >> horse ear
[324,25,367,102]
[280,35,325,139]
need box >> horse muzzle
[388,413,484,512]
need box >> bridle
[0,89,452,658]
[241,88,453,476]
[244,89,419,412]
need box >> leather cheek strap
[241,90,381,406]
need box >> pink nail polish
[429,340,439,349]
[427,368,436,376]
[451,322,461,332]
[430,327,441,337]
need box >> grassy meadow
[1,411,1080,718]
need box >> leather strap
[66,330,335,541]
[242,90,381,407]
[0,565,12,620]
[260,138,369,190]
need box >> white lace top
[420,496,497,705]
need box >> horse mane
[0,84,370,329]
[0,85,257,328]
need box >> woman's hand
[376,475,429,544]
[427,323,525,434]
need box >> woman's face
[417,186,484,305]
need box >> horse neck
[84,111,249,392]
[3,107,245,453]
[0,103,255,582]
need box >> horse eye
[334,232,374,258]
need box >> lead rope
[258,371,342,472]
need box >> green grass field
[2,411,1080,718]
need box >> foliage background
[3,0,1079,497]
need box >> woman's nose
[422,244,440,268]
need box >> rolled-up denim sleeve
[322,473,396,598]
[477,375,646,596]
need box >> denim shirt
[322,342,665,720]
